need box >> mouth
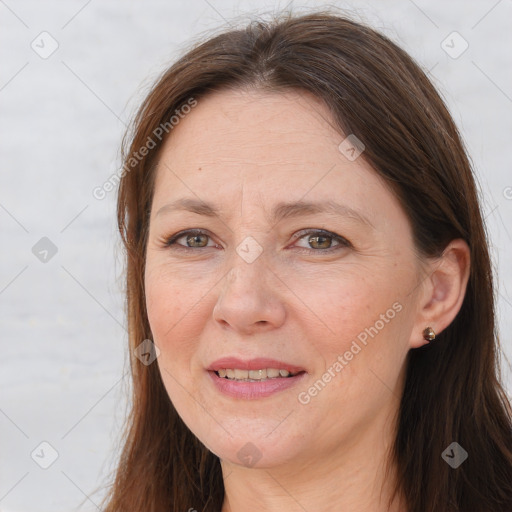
[213,368,305,382]
[206,357,307,399]
[206,356,306,377]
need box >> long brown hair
[101,9,512,512]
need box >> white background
[1,1,511,511]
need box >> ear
[409,238,471,349]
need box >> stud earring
[423,326,436,342]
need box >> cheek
[295,267,409,392]
[145,259,198,333]
[293,268,389,345]
[145,265,202,370]
[145,268,206,426]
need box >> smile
[208,369,307,399]
[215,368,301,381]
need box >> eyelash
[162,228,351,254]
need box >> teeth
[216,368,298,381]
[234,369,248,379]
[249,369,266,379]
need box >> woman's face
[145,88,428,469]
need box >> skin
[144,87,470,512]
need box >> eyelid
[292,229,352,251]
[163,228,351,252]
[164,229,218,249]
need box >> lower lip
[207,370,307,399]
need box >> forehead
[152,87,398,227]
[158,87,341,170]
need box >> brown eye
[184,233,209,248]
[307,234,333,249]
[165,229,215,250]
[293,229,351,252]
[164,228,350,253]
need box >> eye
[162,228,351,253]
[291,229,351,252]
[164,229,218,250]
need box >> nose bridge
[213,242,286,331]
[224,241,267,291]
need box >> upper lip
[207,357,306,374]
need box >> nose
[212,256,287,334]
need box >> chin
[200,430,303,469]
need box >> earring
[423,326,436,342]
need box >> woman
[102,10,512,512]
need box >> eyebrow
[155,198,374,229]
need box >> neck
[220,406,406,512]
